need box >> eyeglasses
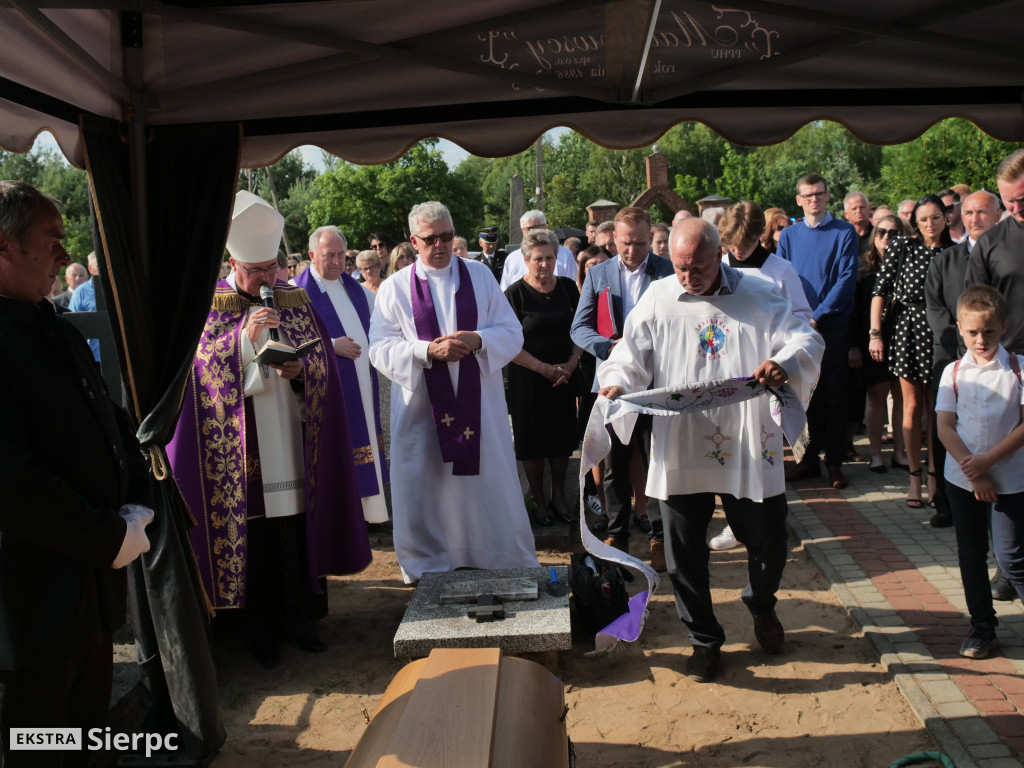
[238,263,278,278]
[371,243,388,251]
[414,231,455,246]
[876,228,900,239]
[799,191,828,200]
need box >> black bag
[570,553,629,636]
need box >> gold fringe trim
[211,285,310,312]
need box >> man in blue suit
[571,207,674,569]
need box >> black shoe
[251,633,280,669]
[288,626,328,654]
[633,514,652,534]
[891,457,910,471]
[686,646,720,682]
[753,611,785,654]
[991,569,1016,602]
[868,462,888,474]
[785,460,821,483]
[591,514,608,533]
[929,511,953,528]
[960,627,999,659]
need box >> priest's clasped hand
[428,331,482,362]
[334,336,361,359]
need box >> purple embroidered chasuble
[167,281,371,610]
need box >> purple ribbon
[410,258,481,475]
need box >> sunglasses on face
[415,232,455,246]
[876,228,900,239]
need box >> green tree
[309,139,481,246]
[1,148,92,264]
[880,119,1024,203]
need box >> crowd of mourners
[6,148,1024,756]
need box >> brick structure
[630,151,691,216]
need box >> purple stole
[293,269,389,495]
[411,258,482,475]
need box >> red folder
[596,286,616,339]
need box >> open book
[250,337,321,366]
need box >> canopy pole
[122,10,150,287]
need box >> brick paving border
[785,459,1024,768]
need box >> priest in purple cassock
[168,191,370,668]
[369,201,539,583]
[293,225,389,524]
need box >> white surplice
[229,273,305,518]
[746,253,814,326]
[598,266,824,503]
[369,258,539,582]
[303,267,389,523]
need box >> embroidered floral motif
[704,425,732,465]
[760,424,778,465]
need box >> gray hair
[673,218,720,259]
[520,209,547,228]
[355,249,379,268]
[595,220,615,235]
[844,190,870,207]
[452,236,468,251]
[408,202,453,237]
[0,180,58,245]
[308,225,347,254]
[521,229,560,259]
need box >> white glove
[111,505,155,569]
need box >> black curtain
[83,114,241,760]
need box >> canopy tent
[2,0,1024,170]
[2,0,1022,760]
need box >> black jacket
[0,297,152,669]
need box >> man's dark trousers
[661,492,788,649]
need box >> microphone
[259,284,279,342]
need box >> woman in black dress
[505,229,584,526]
[869,196,953,508]
[851,214,908,472]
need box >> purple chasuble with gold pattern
[167,280,370,610]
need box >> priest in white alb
[293,225,389,525]
[598,218,823,683]
[369,201,539,583]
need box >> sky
[32,128,566,171]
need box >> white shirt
[618,255,649,320]
[936,346,1024,494]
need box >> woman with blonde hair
[388,242,416,276]
[760,207,791,253]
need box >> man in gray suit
[571,206,673,569]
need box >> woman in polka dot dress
[868,195,953,509]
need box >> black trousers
[804,325,849,467]
[603,415,661,544]
[661,492,789,649]
[0,638,112,767]
[946,483,996,632]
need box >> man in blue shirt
[778,174,859,489]
[67,251,101,362]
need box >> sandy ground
[206,517,940,768]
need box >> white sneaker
[710,525,739,551]
[585,494,603,517]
